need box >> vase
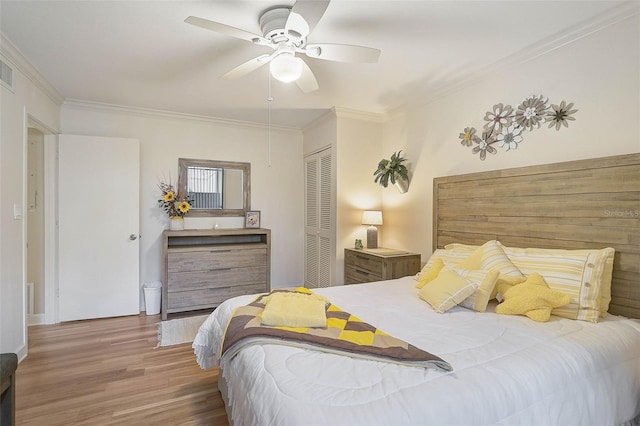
[394,176,410,194]
[170,217,184,231]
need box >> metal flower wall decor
[459,95,577,160]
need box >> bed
[193,153,640,425]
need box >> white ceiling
[0,0,623,128]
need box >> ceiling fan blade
[185,16,266,44]
[305,43,381,63]
[295,60,319,93]
[286,0,330,38]
[222,55,271,80]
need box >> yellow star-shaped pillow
[495,273,571,322]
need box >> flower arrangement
[459,95,577,160]
[158,181,191,218]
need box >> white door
[58,135,140,321]
[304,149,334,288]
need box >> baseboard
[27,313,45,326]
[17,344,27,363]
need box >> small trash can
[143,281,162,315]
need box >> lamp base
[366,226,378,249]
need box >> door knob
[129,234,138,241]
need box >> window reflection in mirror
[178,158,250,217]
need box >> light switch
[14,204,22,220]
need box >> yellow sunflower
[177,201,191,214]
[163,191,175,202]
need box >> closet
[304,148,334,288]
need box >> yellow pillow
[453,268,500,312]
[495,273,572,322]
[416,258,445,289]
[501,245,615,322]
[418,267,493,313]
[419,268,476,313]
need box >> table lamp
[362,210,383,249]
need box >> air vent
[0,59,14,89]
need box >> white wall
[0,36,61,357]
[335,113,384,283]
[60,103,305,308]
[381,13,640,261]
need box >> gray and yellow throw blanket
[221,287,452,372]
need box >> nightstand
[344,247,421,284]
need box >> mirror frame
[178,158,251,217]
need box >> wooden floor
[15,314,230,426]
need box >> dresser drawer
[168,265,266,291]
[344,250,382,275]
[168,247,267,272]
[167,282,267,311]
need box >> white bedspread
[193,277,640,426]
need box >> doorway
[26,127,45,325]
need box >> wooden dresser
[344,247,420,284]
[162,228,270,319]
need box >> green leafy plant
[373,151,409,188]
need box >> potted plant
[373,150,410,193]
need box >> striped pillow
[444,241,524,280]
[501,245,615,322]
[452,240,525,297]
[454,268,500,312]
[417,249,477,278]
[444,243,480,252]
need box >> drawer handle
[209,267,232,273]
[354,267,370,275]
[210,249,232,253]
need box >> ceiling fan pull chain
[267,74,273,168]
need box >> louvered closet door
[304,149,333,288]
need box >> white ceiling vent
[0,59,14,90]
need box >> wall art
[459,95,577,160]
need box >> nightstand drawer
[345,265,382,284]
[344,249,383,275]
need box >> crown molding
[0,32,65,106]
[62,99,301,134]
[333,107,387,123]
[389,1,640,116]
[303,106,387,133]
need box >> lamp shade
[362,210,383,226]
[270,54,303,83]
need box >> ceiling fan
[185,0,381,93]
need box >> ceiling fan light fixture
[270,54,303,83]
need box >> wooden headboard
[433,153,640,319]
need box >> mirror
[178,158,250,217]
